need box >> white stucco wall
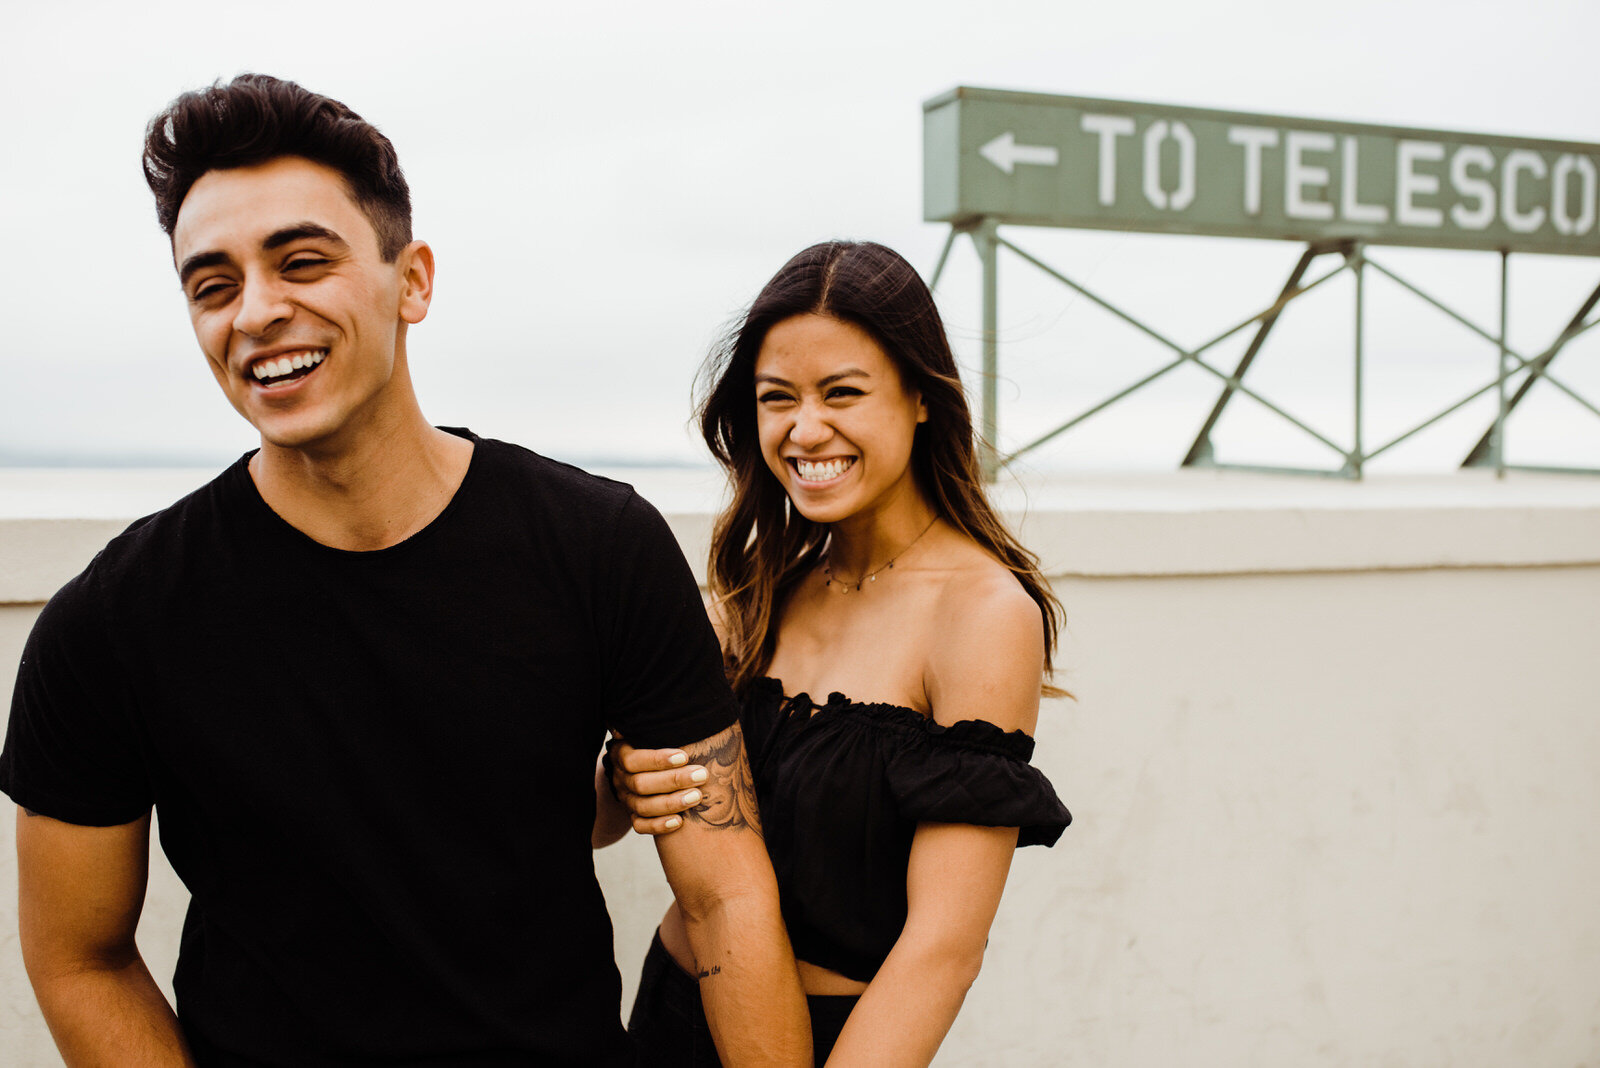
[2,469,1598,1066]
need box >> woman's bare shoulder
[933,540,1040,621]
[923,548,1045,733]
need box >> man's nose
[232,274,292,337]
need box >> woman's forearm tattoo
[678,724,763,837]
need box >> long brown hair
[698,241,1065,697]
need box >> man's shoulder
[106,460,243,553]
[466,436,691,578]
[472,435,643,520]
[33,458,248,635]
[67,458,244,587]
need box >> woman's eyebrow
[753,368,871,388]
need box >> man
[0,74,809,1066]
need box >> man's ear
[397,240,435,325]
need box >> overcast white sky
[4,0,1598,472]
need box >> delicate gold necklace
[823,516,939,594]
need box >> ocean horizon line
[0,450,719,472]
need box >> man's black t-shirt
[0,431,738,1066]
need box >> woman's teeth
[795,458,854,482]
[252,350,326,383]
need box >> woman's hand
[606,737,709,835]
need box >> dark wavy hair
[142,73,412,261]
[699,240,1064,697]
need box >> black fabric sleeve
[883,720,1072,848]
[0,571,153,826]
[595,491,739,750]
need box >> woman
[596,241,1070,1066]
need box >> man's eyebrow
[262,223,349,252]
[177,250,232,287]
[178,224,350,287]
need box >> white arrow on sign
[979,131,1060,175]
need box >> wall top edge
[4,491,1597,603]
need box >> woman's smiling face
[753,313,927,526]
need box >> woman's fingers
[612,741,689,774]
[628,786,705,818]
[609,739,707,798]
[606,738,707,837]
[624,765,708,799]
[624,777,705,836]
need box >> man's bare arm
[678,727,762,835]
[651,724,810,1067]
[16,808,197,1067]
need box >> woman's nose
[789,404,833,448]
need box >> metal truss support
[926,218,1600,479]
[1493,251,1510,478]
[1182,243,1336,468]
[975,220,1001,481]
[1461,277,1600,471]
[995,235,1352,469]
[928,221,1004,479]
[1351,243,1366,478]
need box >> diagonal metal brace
[999,235,1352,465]
[1182,242,1340,466]
[1461,279,1600,467]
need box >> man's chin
[222,393,332,453]
[249,413,344,455]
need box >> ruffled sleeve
[870,705,1072,848]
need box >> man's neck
[249,416,475,552]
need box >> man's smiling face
[172,155,429,453]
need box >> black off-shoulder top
[740,677,1071,983]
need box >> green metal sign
[924,87,1600,256]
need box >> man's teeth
[795,458,854,482]
[252,350,326,381]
